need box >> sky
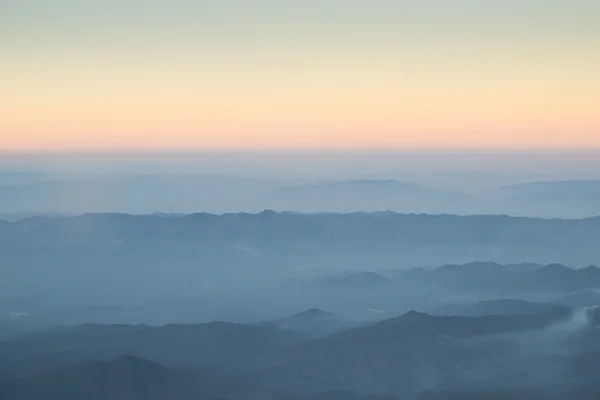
[1,0,599,151]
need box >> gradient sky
[2,0,599,151]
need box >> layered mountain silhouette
[502,180,600,218]
[0,322,305,376]
[505,180,600,195]
[256,310,575,394]
[398,262,600,293]
[553,289,600,308]
[0,354,406,400]
[2,309,600,398]
[0,356,216,400]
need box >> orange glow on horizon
[2,1,599,151]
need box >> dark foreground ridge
[2,309,600,399]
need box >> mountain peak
[293,308,335,318]
[397,310,429,320]
[345,179,411,186]
[540,263,573,273]
[582,265,600,272]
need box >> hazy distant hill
[0,212,67,222]
[263,308,354,337]
[0,175,471,216]
[553,289,600,308]
[3,172,600,217]
[271,179,471,213]
[305,272,392,289]
[0,175,285,214]
[502,180,600,218]
[505,180,600,194]
[429,299,571,318]
[0,171,50,185]
[398,263,600,293]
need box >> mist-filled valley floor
[1,211,600,399]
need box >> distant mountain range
[0,212,68,222]
[0,175,284,214]
[502,180,600,218]
[397,262,600,293]
[2,173,600,217]
[270,180,472,214]
[0,177,473,215]
[504,180,600,194]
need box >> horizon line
[3,210,599,222]
[3,148,600,156]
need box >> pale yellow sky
[2,0,599,151]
